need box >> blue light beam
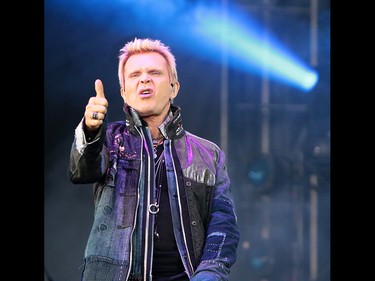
[46,0,319,92]
[192,4,319,92]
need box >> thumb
[95,79,105,98]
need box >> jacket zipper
[141,127,155,281]
[167,141,195,277]
[126,126,144,281]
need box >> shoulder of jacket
[184,131,221,151]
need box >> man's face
[123,52,177,119]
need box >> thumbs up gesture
[84,79,108,132]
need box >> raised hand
[84,79,108,132]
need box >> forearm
[68,118,108,184]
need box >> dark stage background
[44,0,330,280]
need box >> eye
[150,70,161,75]
[129,72,141,78]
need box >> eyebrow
[127,68,165,77]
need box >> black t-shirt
[152,145,188,281]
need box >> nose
[141,75,150,84]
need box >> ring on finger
[92,111,98,120]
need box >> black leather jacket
[69,104,240,281]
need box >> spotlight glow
[192,3,319,92]
[46,0,319,92]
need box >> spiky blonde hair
[118,38,178,90]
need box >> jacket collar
[123,104,186,140]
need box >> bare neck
[144,116,165,140]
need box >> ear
[170,81,180,99]
[120,88,125,98]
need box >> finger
[95,79,105,98]
[91,111,102,120]
[88,97,108,109]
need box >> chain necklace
[152,136,164,158]
[148,145,165,241]
[150,134,166,240]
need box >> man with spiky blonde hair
[69,37,240,281]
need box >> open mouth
[139,88,153,96]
